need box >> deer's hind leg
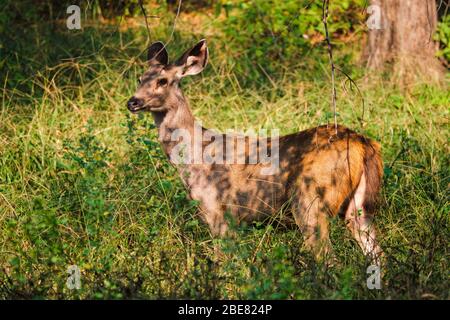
[345,172,383,263]
[293,195,332,261]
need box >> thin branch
[322,0,337,134]
[335,66,366,128]
[139,0,152,43]
[127,0,182,74]
[164,0,183,49]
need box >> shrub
[219,0,366,68]
[434,14,450,64]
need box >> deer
[127,40,384,263]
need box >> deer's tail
[362,139,383,215]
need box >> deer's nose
[127,97,143,112]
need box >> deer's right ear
[175,39,208,77]
[147,42,169,65]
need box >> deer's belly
[186,165,291,223]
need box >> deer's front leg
[189,187,229,262]
[202,208,228,237]
[294,196,333,261]
[190,186,228,237]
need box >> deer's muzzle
[127,97,144,113]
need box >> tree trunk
[363,0,444,84]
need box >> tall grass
[0,13,448,299]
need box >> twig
[164,0,183,49]
[118,0,182,78]
[335,66,366,127]
[322,0,337,134]
[138,0,152,42]
[152,0,183,58]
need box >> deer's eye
[157,78,168,87]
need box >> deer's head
[127,40,208,114]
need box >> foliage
[0,0,144,23]
[434,14,450,63]
[0,0,448,300]
[218,0,366,71]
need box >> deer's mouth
[128,103,166,113]
[128,105,147,113]
[147,106,167,112]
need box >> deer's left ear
[147,41,169,65]
[175,39,208,77]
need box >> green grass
[0,16,448,299]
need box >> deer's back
[188,125,381,223]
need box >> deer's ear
[147,41,169,65]
[175,39,208,77]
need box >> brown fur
[127,40,384,261]
[362,140,383,214]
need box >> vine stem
[322,0,338,135]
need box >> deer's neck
[151,96,196,161]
